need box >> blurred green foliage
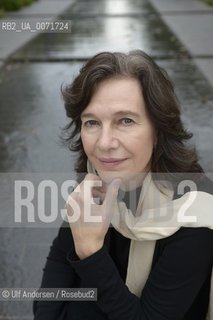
[0,8,4,17]
[0,0,37,11]
[202,0,213,5]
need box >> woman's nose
[96,127,119,150]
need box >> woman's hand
[65,174,121,259]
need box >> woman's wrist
[75,240,104,260]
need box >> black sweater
[33,181,213,320]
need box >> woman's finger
[104,179,121,210]
[91,187,106,202]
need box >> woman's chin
[96,170,144,191]
[97,170,123,184]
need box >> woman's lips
[98,158,127,168]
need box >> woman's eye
[120,118,134,126]
[83,120,99,127]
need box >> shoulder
[153,227,213,276]
[158,227,213,259]
[168,226,213,243]
[197,174,213,194]
[173,174,213,199]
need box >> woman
[33,50,213,320]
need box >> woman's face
[80,77,156,188]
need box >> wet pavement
[0,0,213,319]
[11,0,189,60]
[149,0,213,88]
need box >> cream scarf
[87,161,213,319]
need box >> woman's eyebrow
[81,112,96,119]
[114,111,141,118]
[81,111,141,119]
